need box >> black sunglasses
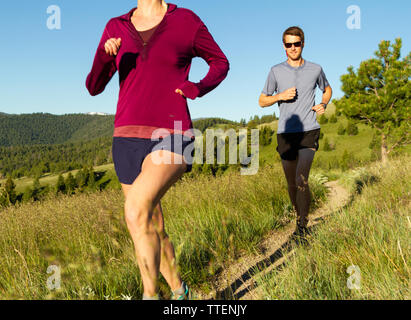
[285,41,303,48]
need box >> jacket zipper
[127,12,168,60]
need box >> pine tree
[75,168,87,192]
[319,115,329,124]
[259,126,274,146]
[56,174,66,195]
[323,137,332,152]
[337,124,346,135]
[87,166,97,191]
[4,176,17,205]
[335,38,410,163]
[31,177,42,201]
[65,172,77,195]
[346,122,359,136]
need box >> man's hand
[312,104,326,115]
[279,87,297,101]
[175,89,186,97]
[104,38,122,56]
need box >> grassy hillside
[0,106,382,195]
[257,154,411,299]
[0,161,327,299]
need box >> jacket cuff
[179,81,201,100]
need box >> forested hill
[0,113,246,147]
[0,113,115,147]
[0,113,248,179]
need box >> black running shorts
[112,134,195,185]
[276,129,320,161]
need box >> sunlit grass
[0,162,327,300]
[257,154,411,300]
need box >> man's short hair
[283,26,305,44]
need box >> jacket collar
[119,3,177,21]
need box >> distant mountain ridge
[87,112,111,116]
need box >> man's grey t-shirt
[262,60,330,134]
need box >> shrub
[323,137,333,152]
[337,124,346,135]
[319,115,329,124]
[346,122,359,136]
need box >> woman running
[86,1,229,300]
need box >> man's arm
[321,86,333,106]
[312,86,333,115]
[259,87,297,108]
[259,93,282,108]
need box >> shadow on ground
[213,196,354,300]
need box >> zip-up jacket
[86,3,230,138]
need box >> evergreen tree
[3,176,17,205]
[337,124,346,135]
[319,115,329,124]
[329,114,338,123]
[259,126,274,146]
[87,166,97,190]
[346,122,359,136]
[323,137,332,152]
[65,172,77,195]
[31,177,42,201]
[75,168,87,192]
[56,174,66,195]
[335,38,410,163]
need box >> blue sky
[0,0,410,122]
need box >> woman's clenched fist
[104,38,122,56]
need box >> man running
[258,26,332,238]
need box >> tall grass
[257,155,411,300]
[0,163,326,299]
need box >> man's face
[283,35,304,60]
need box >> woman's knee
[124,198,153,233]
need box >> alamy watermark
[149,121,260,175]
[346,265,361,290]
[46,265,61,290]
[346,5,361,30]
[47,5,61,30]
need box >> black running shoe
[291,222,311,244]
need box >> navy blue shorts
[112,134,195,185]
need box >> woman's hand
[175,89,186,97]
[104,38,122,56]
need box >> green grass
[0,163,118,194]
[0,161,327,299]
[256,154,411,300]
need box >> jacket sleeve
[86,23,117,96]
[179,23,230,100]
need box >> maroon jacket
[86,3,229,138]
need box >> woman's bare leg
[122,150,186,297]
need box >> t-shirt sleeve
[262,68,277,96]
[316,67,330,92]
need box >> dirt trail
[199,180,350,300]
